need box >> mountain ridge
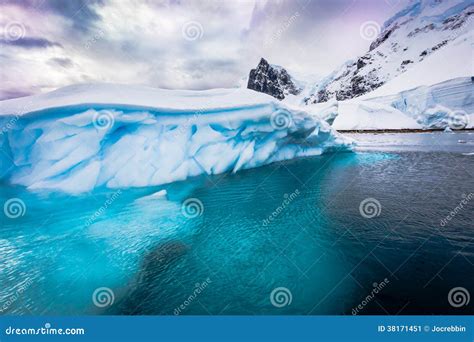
[246,0,473,105]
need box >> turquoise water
[1,133,473,315]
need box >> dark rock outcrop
[247,58,302,100]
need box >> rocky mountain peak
[247,58,302,100]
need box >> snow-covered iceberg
[365,77,473,129]
[0,84,352,193]
[332,76,473,131]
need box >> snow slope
[361,32,472,99]
[305,0,473,103]
[244,1,472,131]
[328,31,473,131]
[0,84,352,193]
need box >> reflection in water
[116,241,189,315]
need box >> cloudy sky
[0,0,409,100]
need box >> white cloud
[0,0,407,99]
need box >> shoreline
[338,128,474,134]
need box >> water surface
[1,132,473,315]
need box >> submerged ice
[0,84,352,193]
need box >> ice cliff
[332,77,473,131]
[0,84,352,193]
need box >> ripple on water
[1,136,473,314]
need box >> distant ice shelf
[332,77,473,131]
[0,84,353,193]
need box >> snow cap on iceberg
[0,83,352,193]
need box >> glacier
[333,76,473,131]
[0,84,352,193]
[366,77,473,129]
[268,28,473,131]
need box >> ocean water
[1,132,473,315]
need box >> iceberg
[0,84,352,193]
[333,77,473,131]
[333,101,423,131]
[366,77,473,129]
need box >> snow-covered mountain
[305,0,473,104]
[0,84,351,193]
[329,25,473,131]
[247,58,303,100]
[246,0,472,131]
